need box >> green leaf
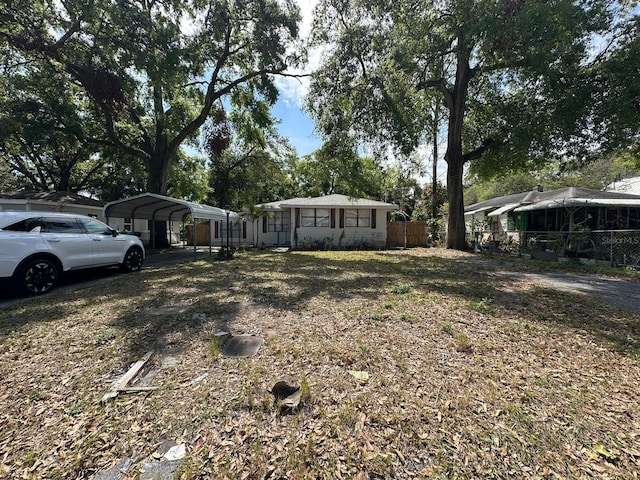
[594,444,614,459]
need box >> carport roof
[104,193,238,222]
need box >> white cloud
[276,0,323,109]
[295,0,317,38]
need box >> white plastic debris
[163,443,186,461]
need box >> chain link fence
[469,230,640,268]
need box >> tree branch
[50,18,81,51]
[462,137,503,163]
[99,112,150,163]
[417,78,453,109]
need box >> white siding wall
[293,226,387,248]
[0,200,103,217]
[293,207,388,249]
[244,207,390,248]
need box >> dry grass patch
[0,248,639,479]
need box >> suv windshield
[77,217,113,235]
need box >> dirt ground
[0,248,638,479]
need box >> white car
[0,211,145,296]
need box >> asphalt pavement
[143,245,220,267]
[0,245,220,307]
[494,270,640,314]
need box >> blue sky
[272,99,320,157]
[270,0,322,158]
[272,0,447,185]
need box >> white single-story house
[247,194,398,249]
[465,186,640,240]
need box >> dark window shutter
[295,208,300,228]
[371,209,377,229]
[331,208,336,228]
[262,216,267,233]
[214,221,219,239]
[339,208,345,228]
[242,221,247,239]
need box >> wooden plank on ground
[101,351,154,402]
[119,386,159,393]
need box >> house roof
[514,197,640,212]
[487,203,519,217]
[607,176,640,196]
[260,194,397,210]
[0,190,104,208]
[466,187,640,215]
[104,193,238,222]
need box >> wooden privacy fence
[185,222,213,246]
[387,221,428,247]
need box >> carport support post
[193,217,197,260]
[151,214,157,250]
[209,220,212,257]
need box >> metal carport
[103,193,238,258]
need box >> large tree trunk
[146,146,173,248]
[147,148,171,195]
[445,102,467,250]
[446,155,466,250]
[445,40,473,251]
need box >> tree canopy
[0,58,108,193]
[1,0,304,196]
[309,0,634,249]
[465,155,640,205]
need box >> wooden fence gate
[387,221,428,247]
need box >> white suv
[0,211,145,295]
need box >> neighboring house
[249,194,397,249]
[0,191,105,218]
[0,191,158,238]
[607,176,640,196]
[465,186,640,241]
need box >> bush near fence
[471,230,640,267]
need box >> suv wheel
[120,247,143,272]
[20,258,58,295]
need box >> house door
[268,211,291,246]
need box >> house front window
[268,211,290,232]
[344,209,370,227]
[301,208,330,227]
[124,217,132,232]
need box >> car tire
[120,247,144,272]
[19,258,59,296]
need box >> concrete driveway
[494,270,640,314]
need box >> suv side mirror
[111,229,119,237]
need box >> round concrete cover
[222,334,264,357]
